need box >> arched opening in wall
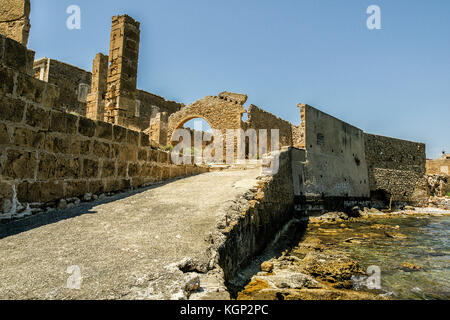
[370,189,390,207]
[172,117,216,162]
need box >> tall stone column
[105,15,140,127]
[149,112,169,146]
[86,53,108,120]
[0,0,31,46]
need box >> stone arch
[167,92,248,144]
[173,114,214,132]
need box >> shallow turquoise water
[333,216,450,300]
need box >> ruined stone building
[31,13,184,132]
[427,152,450,176]
[0,0,434,220]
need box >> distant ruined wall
[135,90,183,132]
[245,104,293,149]
[0,0,30,46]
[291,124,305,149]
[364,133,428,204]
[0,34,208,220]
[34,58,92,116]
[426,158,450,176]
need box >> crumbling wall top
[218,91,248,105]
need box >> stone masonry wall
[0,0,30,46]
[245,104,293,149]
[364,133,428,204]
[0,34,208,220]
[135,90,184,132]
[33,58,92,116]
[217,148,295,284]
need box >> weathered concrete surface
[0,169,261,300]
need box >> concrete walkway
[0,169,261,300]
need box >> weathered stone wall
[244,104,293,149]
[0,35,208,219]
[33,58,92,116]
[426,157,450,176]
[291,124,305,149]
[149,112,168,146]
[217,148,296,283]
[135,90,183,132]
[0,32,34,76]
[364,133,428,204]
[301,104,370,199]
[427,175,450,197]
[86,53,108,121]
[0,0,30,46]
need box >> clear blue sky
[28,0,449,158]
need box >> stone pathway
[0,169,261,299]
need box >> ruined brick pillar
[0,0,31,46]
[86,53,108,121]
[105,15,140,127]
[149,112,169,146]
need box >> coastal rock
[261,261,274,273]
[384,232,407,240]
[401,262,422,271]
